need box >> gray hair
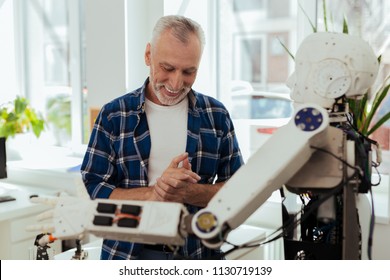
[151,15,205,52]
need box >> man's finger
[154,178,183,203]
[182,157,191,170]
[156,177,177,194]
[183,169,201,182]
[164,170,200,183]
[169,152,189,168]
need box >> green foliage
[298,1,317,33]
[0,96,45,139]
[278,37,295,60]
[348,75,390,136]
[46,94,71,137]
[342,15,349,34]
[322,0,328,32]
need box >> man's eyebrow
[160,62,174,69]
[160,62,197,72]
[184,67,198,73]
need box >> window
[233,33,267,87]
[217,0,296,101]
[217,0,297,160]
[232,0,266,12]
[0,0,18,105]
[0,0,86,149]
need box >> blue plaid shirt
[81,79,243,259]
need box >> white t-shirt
[145,97,188,185]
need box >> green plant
[349,74,390,136]
[46,94,72,137]
[0,96,45,139]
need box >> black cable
[219,143,374,260]
[367,187,376,260]
[217,182,346,260]
[310,145,364,178]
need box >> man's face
[145,30,202,106]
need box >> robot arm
[191,104,330,248]
[28,103,331,248]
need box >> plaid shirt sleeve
[80,89,150,200]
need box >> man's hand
[110,152,222,206]
[152,152,200,203]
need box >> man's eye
[163,66,174,72]
[183,71,194,76]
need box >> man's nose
[169,71,183,91]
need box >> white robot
[29,32,379,260]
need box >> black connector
[93,215,113,226]
[97,203,117,214]
[121,204,142,215]
[117,218,139,228]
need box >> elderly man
[81,15,243,260]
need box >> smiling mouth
[164,86,182,95]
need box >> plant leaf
[342,14,349,34]
[298,1,317,33]
[277,37,294,60]
[14,96,28,115]
[322,0,328,32]
[348,94,368,130]
[363,81,390,133]
[367,111,390,136]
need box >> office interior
[0,0,389,260]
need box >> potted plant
[0,96,45,139]
[0,96,45,161]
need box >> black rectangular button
[121,204,141,215]
[93,215,113,226]
[117,218,138,228]
[97,203,117,214]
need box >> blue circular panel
[294,107,324,131]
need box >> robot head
[287,32,379,108]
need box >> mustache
[156,83,190,93]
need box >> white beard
[153,83,191,106]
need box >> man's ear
[145,43,151,66]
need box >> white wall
[125,0,164,91]
[85,0,167,109]
[85,0,126,109]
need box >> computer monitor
[0,137,7,179]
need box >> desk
[0,182,62,259]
